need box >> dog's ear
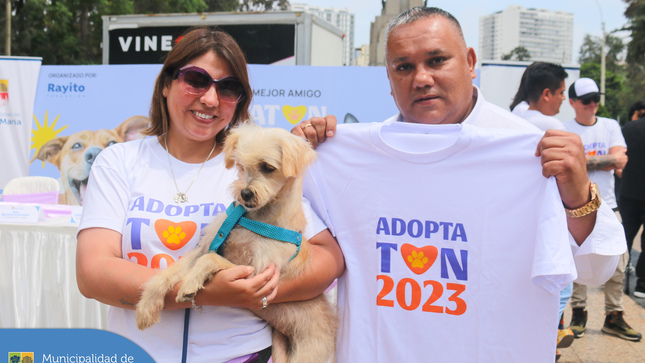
[31,136,68,167]
[223,128,240,169]
[280,133,317,177]
[114,116,150,142]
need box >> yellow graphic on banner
[30,111,69,168]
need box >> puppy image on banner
[32,115,149,205]
[136,123,337,363]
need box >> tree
[501,46,531,61]
[624,0,645,64]
[578,34,625,73]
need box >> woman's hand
[195,263,280,310]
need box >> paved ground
[559,227,645,363]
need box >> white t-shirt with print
[80,136,324,363]
[303,121,576,363]
[563,117,627,209]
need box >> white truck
[102,11,344,66]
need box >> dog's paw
[135,293,164,330]
[176,280,203,303]
[175,291,196,303]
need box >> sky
[297,0,631,64]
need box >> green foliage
[501,46,531,61]
[624,0,645,64]
[578,34,625,73]
[580,62,626,122]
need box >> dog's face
[223,124,316,210]
[36,129,121,205]
[33,116,150,205]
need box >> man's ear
[542,88,552,102]
[467,47,477,80]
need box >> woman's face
[163,50,239,144]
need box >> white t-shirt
[521,110,566,132]
[79,136,324,363]
[304,121,576,362]
[563,117,627,209]
[461,89,624,285]
[511,100,529,118]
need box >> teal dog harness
[208,202,302,261]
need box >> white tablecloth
[0,223,108,328]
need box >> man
[295,7,625,362]
[621,100,645,298]
[515,61,575,357]
[519,62,567,131]
[562,78,638,341]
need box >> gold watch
[565,182,601,218]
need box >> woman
[76,27,343,363]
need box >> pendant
[174,192,188,204]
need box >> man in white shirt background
[563,78,638,341]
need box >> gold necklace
[164,135,216,204]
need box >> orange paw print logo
[282,105,307,124]
[407,250,429,268]
[155,219,197,250]
[401,243,438,275]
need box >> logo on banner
[282,105,307,124]
[8,352,33,363]
[0,79,8,107]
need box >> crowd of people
[74,5,645,363]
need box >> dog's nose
[85,147,102,165]
[240,189,254,202]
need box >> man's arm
[586,146,627,172]
[536,130,596,246]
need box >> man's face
[569,96,599,119]
[544,81,566,116]
[385,16,477,125]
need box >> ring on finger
[261,296,268,309]
[301,123,314,130]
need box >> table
[0,223,108,328]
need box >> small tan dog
[136,123,337,363]
[32,115,149,205]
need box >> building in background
[369,0,424,66]
[479,5,574,64]
[290,3,354,66]
[354,44,370,66]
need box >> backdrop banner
[0,56,43,191]
[30,64,398,205]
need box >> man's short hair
[524,62,568,104]
[628,99,645,120]
[385,7,464,46]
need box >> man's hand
[536,129,590,210]
[291,115,337,149]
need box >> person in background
[563,78,639,342]
[514,61,578,357]
[517,62,568,131]
[75,27,343,363]
[621,99,645,299]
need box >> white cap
[569,78,600,99]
